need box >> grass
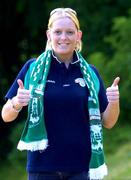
[103,124,131,180]
[104,143,131,180]
[0,160,27,180]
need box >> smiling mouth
[58,43,69,45]
[58,43,70,47]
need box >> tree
[89,10,131,123]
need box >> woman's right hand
[12,79,31,109]
[1,79,31,122]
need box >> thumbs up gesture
[17,79,24,89]
[17,79,30,106]
[14,79,30,107]
[106,77,120,103]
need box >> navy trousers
[28,171,90,180]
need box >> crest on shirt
[75,78,86,87]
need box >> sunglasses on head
[50,8,77,16]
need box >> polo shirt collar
[51,50,80,65]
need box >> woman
[1,8,120,180]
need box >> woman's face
[47,17,82,60]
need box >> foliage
[0,0,131,170]
[7,120,27,164]
[89,11,131,124]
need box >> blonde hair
[45,8,82,51]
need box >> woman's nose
[60,32,67,40]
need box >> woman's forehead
[51,17,77,29]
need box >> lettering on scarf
[29,97,41,128]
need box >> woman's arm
[1,79,30,122]
[102,77,120,129]
[102,102,120,129]
[1,97,23,122]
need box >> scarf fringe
[89,163,108,180]
[17,139,48,151]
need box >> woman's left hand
[106,77,120,104]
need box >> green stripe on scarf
[17,50,107,179]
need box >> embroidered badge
[75,78,86,87]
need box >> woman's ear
[77,30,82,41]
[46,30,51,41]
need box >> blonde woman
[1,8,120,180]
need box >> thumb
[17,79,24,89]
[111,77,120,87]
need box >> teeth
[58,43,68,44]
[59,44,69,46]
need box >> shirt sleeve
[90,65,108,113]
[5,59,35,100]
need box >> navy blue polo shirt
[5,52,108,173]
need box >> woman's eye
[67,31,74,35]
[54,31,61,35]
[53,30,75,35]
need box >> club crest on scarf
[91,124,103,154]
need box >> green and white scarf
[17,50,107,179]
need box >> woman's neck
[53,51,73,64]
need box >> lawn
[104,143,131,180]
